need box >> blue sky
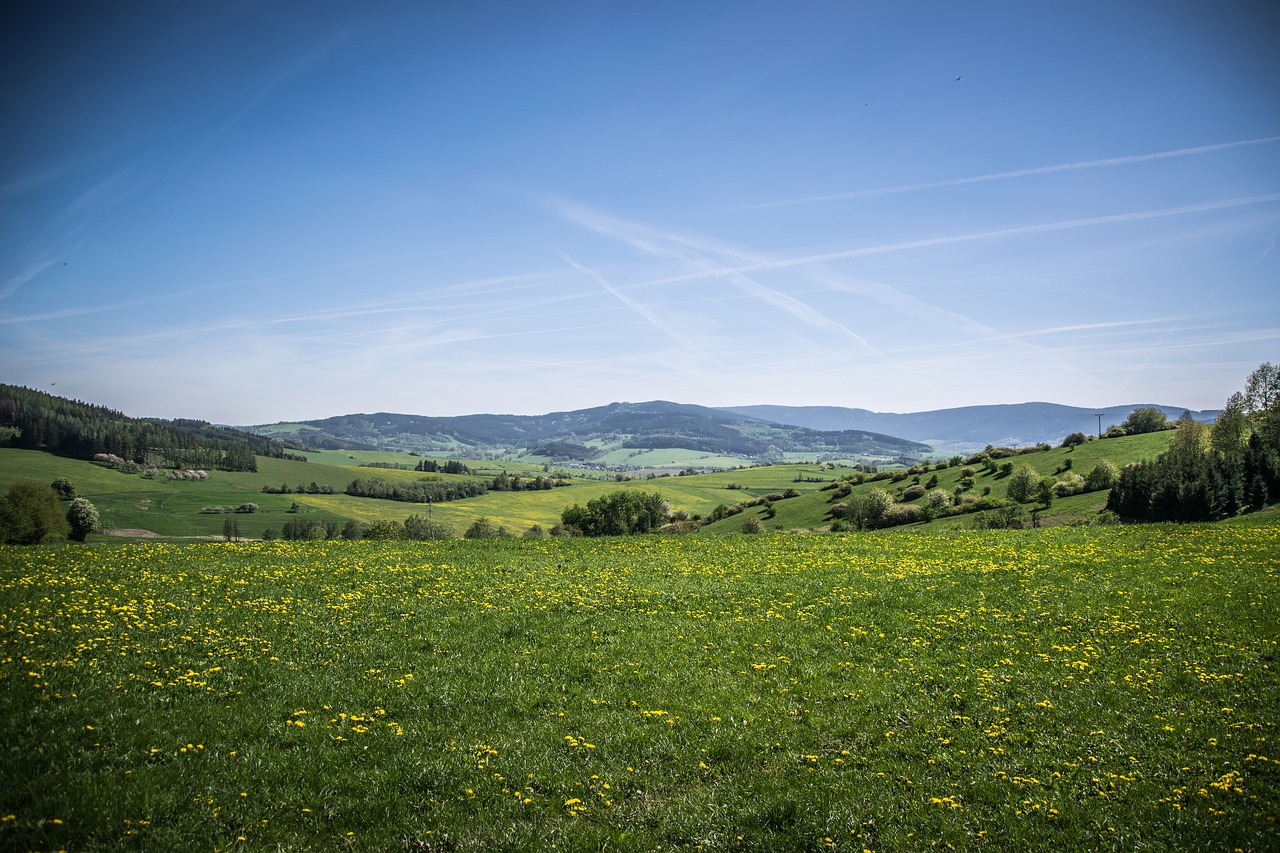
[3,1,1278,424]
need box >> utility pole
[1094,413,1104,438]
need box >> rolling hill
[247,401,931,466]
[721,402,1220,453]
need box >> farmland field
[2,524,1277,851]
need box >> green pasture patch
[0,449,154,495]
[592,447,751,469]
[1,525,1276,851]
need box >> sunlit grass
[2,524,1276,850]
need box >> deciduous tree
[0,481,70,544]
[1005,464,1041,503]
[67,497,99,542]
[1121,407,1168,435]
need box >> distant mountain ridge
[248,400,930,463]
[720,402,1220,453]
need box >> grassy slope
[703,432,1177,534]
[0,433,1175,539]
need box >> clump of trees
[559,491,671,536]
[488,472,570,492]
[464,518,510,539]
[0,481,71,544]
[1108,363,1280,521]
[345,476,489,504]
[1119,407,1171,435]
[0,480,100,544]
[415,459,472,474]
[405,515,456,540]
[262,482,336,494]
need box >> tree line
[0,384,303,472]
[1107,363,1280,521]
[344,476,490,504]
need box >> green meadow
[0,431,1174,541]
[2,524,1277,851]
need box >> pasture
[0,431,1176,542]
[1,523,1276,850]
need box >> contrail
[553,247,708,355]
[547,198,889,355]
[654,193,1280,284]
[730,135,1280,211]
[1259,227,1280,264]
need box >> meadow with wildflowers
[1,523,1277,851]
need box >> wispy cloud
[970,317,1186,345]
[730,135,1280,211]
[0,160,86,199]
[553,247,709,355]
[653,194,1280,284]
[1259,227,1280,264]
[544,197,893,356]
[213,29,353,138]
[0,259,61,301]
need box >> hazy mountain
[249,400,930,462]
[721,403,1220,453]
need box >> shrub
[926,489,952,510]
[882,503,923,526]
[742,517,765,534]
[863,489,894,526]
[404,515,456,540]
[363,520,404,540]
[902,484,926,501]
[1053,473,1086,497]
[51,477,76,500]
[464,518,508,539]
[1084,459,1119,491]
[235,502,258,514]
[66,498,99,542]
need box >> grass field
[1,432,1175,542]
[2,522,1276,851]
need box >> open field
[0,432,1176,540]
[2,523,1277,851]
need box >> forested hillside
[0,385,302,472]
[250,400,930,462]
